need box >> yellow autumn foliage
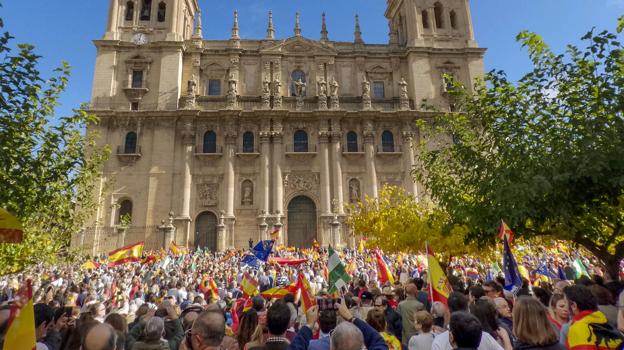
[346,185,485,262]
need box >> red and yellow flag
[296,272,316,312]
[0,208,23,243]
[108,242,144,266]
[270,225,281,241]
[169,241,186,255]
[241,272,259,297]
[260,284,298,299]
[374,250,395,285]
[3,279,36,350]
[209,279,219,298]
[426,243,453,306]
[81,260,100,270]
[498,220,514,245]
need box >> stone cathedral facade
[78,0,485,254]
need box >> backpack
[588,322,624,350]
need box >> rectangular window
[131,70,143,88]
[131,102,139,111]
[373,81,385,98]
[208,79,221,96]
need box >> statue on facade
[361,79,371,110]
[329,79,340,109]
[226,75,238,109]
[399,77,410,110]
[272,79,282,109]
[261,78,271,109]
[295,78,306,111]
[182,74,198,109]
[242,181,253,205]
[349,179,361,203]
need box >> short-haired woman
[408,310,436,350]
[513,296,566,350]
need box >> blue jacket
[288,319,389,350]
[308,336,330,350]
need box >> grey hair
[431,301,447,318]
[494,297,507,307]
[145,316,165,341]
[330,322,364,350]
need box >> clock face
[132,33,148,46]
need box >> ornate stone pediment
[284,172,320,192]
[261,37,337,56]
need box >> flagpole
[426,241,434,313]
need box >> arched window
[346,131,358,152]
[434,2,444,29]
[242,131,254,153]
[117,199,133,225]
[291,70,306,96]
[293,130,308,152]
[450,10,457,29]
[203,131,217,153]
[125,1,135,21]
[157,2,166,22]
[421,10,429,29]
[140,0,152,21]
[381,130,395,152]
[124,132,138,154]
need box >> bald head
[192,310,225,347]
[331,322,364,350]
[83,323,117,350]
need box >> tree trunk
[578,238,623,281]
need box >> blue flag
[241,254,261,269]
[502,236,523,293]
[251,240,274,262]
[534,264,556,279]
[557,266,567,281]
[486,269,494,282]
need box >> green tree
[0,15,109,274]
[346,185,483,262]
[415,21,624,278]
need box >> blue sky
[1,1,621,118]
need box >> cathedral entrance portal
[195,211,217,251]
[287,196,317,248]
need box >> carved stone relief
[197,182,219,207]
[284,172,320,193]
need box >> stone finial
[294,12,302,37]
[231,10,240,40]
[266,10,275,40]
[320,12,328,42]
[354,14,363,44]
[193,12,203,39]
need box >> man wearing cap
[359,291,374,320]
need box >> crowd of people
[0,245,622,350]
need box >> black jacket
[385,306,402,342]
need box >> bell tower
[104,0,200,42]
[385,0,477,48]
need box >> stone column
[331,215,342,248]
[258,212,268,242]
[259,130,271,215]
[180,120,194,245]
[272,121,284,215]
[216,212,226,251]
[159,212,176,248]
[224,142,236,217]
[331,129,344,214]
[319,131,332,215]
[104,0,119,39]
[363,121,378,198]
[168,0,180,41]
[403,130,419,198]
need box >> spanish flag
[209,279,219,299]
[241,272,259,297]
[0,208,23,243]
[261,284,298,299]
[81,260,100,270]
[270,225,280,241]
[3,279,36,350]
[374,250,395,285]
[169,241,186,255]
[296,272,316,312]
[426,243,453,306]
[498,220,514,245]
[108,242,144,266]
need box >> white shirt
[430,330,503,350]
